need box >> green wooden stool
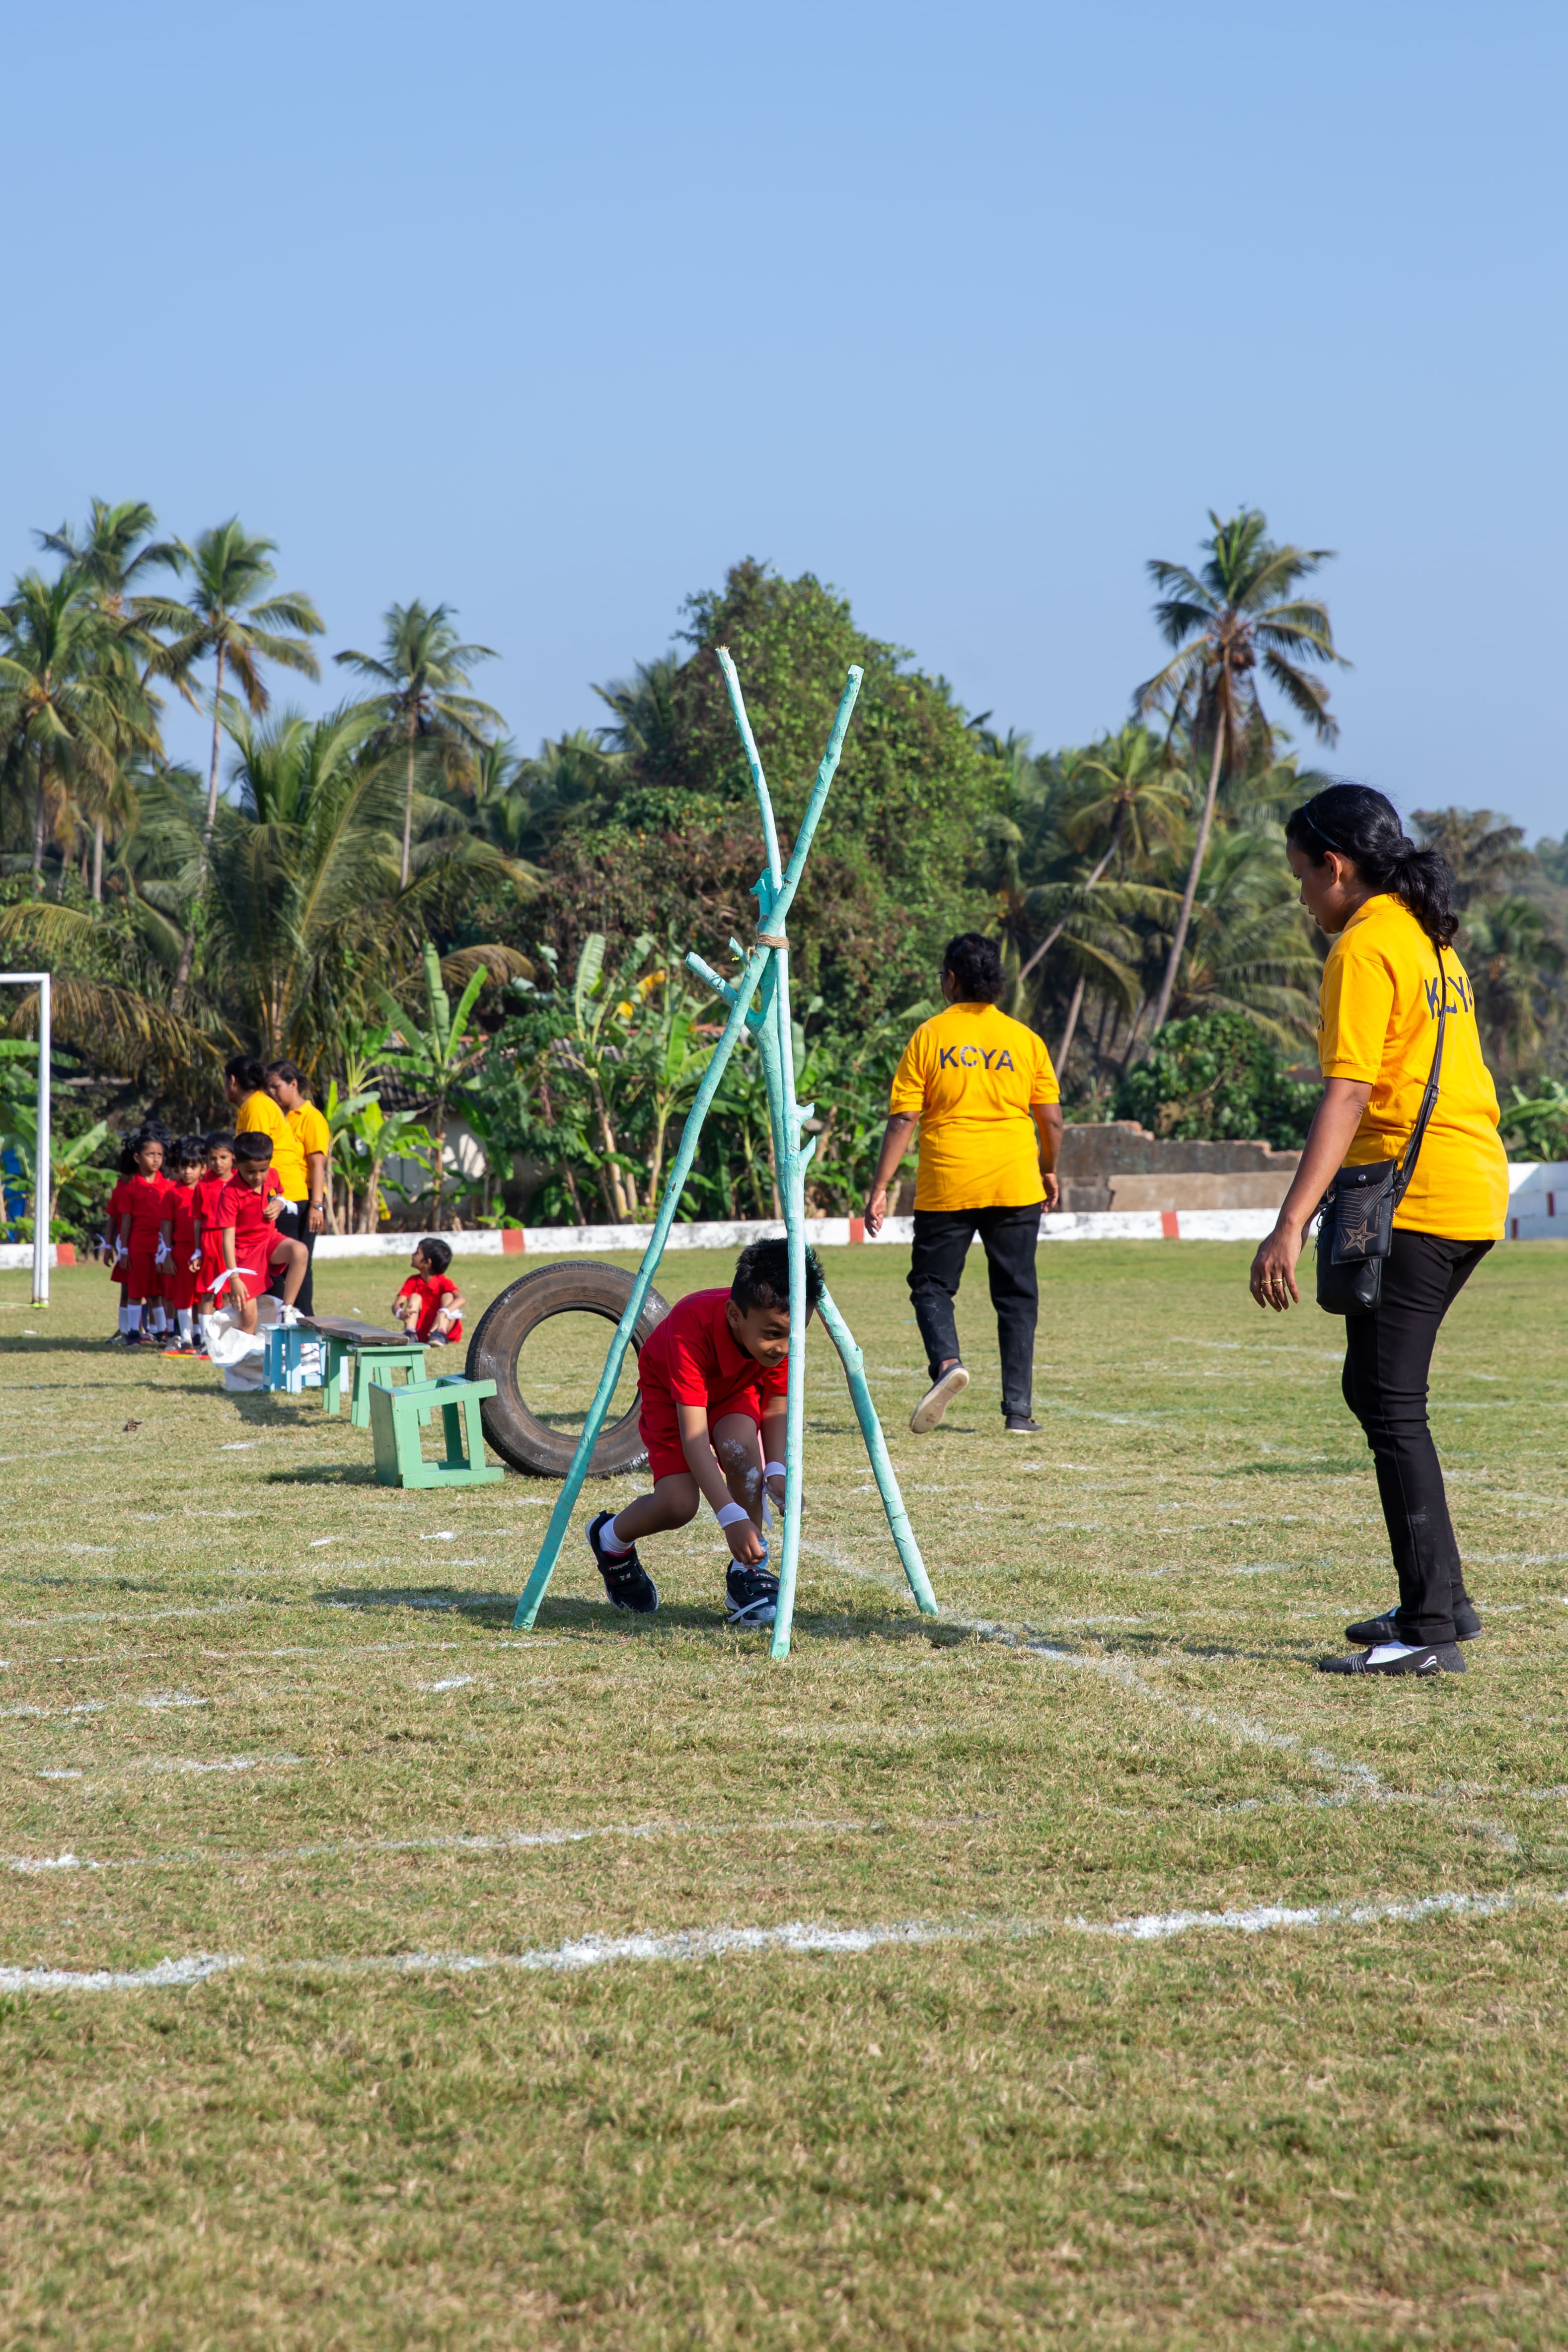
[347,1342,427,1429]
[320,1333,354,1416]
[369,1373,502,1489]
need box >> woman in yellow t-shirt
[1249,784,1507,1679]
[864,933,1063,1437]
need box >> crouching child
[215,1133,308,1330]
[586,1238,822,1630]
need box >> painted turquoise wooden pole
[816,1287,938,1614]
[513,657,862,1635]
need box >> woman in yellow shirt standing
[1250,785,1508,1677]
[864,933,1063,1436]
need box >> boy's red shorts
[638,1385,765,1483]
[197,1240,229,1296]
[163,1263,198,1311]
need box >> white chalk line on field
[3,1809,984,1880]
[0,1886,1540,1994]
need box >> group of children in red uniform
[101,1125,306,1349]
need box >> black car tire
[463,1260,670,1478]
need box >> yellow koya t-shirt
[890,1002,1060,1211]
[1318,894,1507,1241]
[235,1088,308,1202]
[289,1100,331,1186]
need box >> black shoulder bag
[1316,945,1448,1317]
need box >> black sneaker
[725,1563,779,1628]
[1319,1641,1466,1676]
[909,1364,969,1434]
[1345,1600,1482,1645]
[586,1510,658,1615]
[1003,1415,1042,1434]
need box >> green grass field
[2,1240,1567,2350]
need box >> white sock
[118,1304,131,1334]
[178,1310,194,1344]
[1367,1641,1427,1663]
[126,1305,142,1332]
[150,1306,166,1334]
[601,1516,635,1555]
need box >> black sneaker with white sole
[910,1363,969,1434]
[586,1510,658,1615]
[1003,1415,1042,1434]
[725,1563,779,1628]
[1319,1640,1466,1676]
[1345,1599,1482,1645]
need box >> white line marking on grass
[220,1443,257,1451]
[8,1889,1542,1992]
[416,1676,474,1693]
[0,1954,242,1994]
[146,1756,300,1776]
[2,1603,251,1629]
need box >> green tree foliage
[1114,1010,1321,1149]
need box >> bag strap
[1394,943,1448,1201]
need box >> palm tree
[1134,509,1345,1043]
[335,601,500,890]
[1410,808,1531,912]
[0,572,128,889]
[38,500,173,898]
[1017,725,1186,986]
[140,520,324,1003]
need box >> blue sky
[3,2,1564,832]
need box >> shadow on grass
[317,1585,519,1626]
[266,1464,380,1485]
[313,1584,932,1645]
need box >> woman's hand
[1250,1219,1305,1312]
[863,1182,889,1238]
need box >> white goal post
[0,972,51,1306]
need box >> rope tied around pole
[756,933,789,950]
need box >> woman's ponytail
[1285,782,1459,946]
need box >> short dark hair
[203,1130,236,1155]
[225,1054,267,1094]
[234,1132,273,1164]
[1285,782,1459,947]
[267,1059,307,1092]
[416,1236,453,1273]
[177,1136,206,1166]
[732,1237,823,1318]
[942,932,1004,1003]
[132,1129,164,1156]
[116,1138,140,1174]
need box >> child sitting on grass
[392,1238,466,1347]
[158,1137,206,1357]
[214,1133,307,1329]
[586,1238,822,1630]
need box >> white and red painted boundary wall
[5,1162,1563,1272]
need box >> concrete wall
[1057,1121,1300,1214]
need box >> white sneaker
[910,1363,970,1434]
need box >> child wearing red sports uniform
[101,1141,139,1343]
[213,1133,307,1329]
[193,1133,237,1320]
[392,1239,466,1347]
[585,1239,821,1630]
[116,1134,173,1347]
[160,1138,205,1356]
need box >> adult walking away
[223,1055,313,1314]
[266,1060,329,1317]
[1249,785,1508,1677]
[864,933,1062,1434]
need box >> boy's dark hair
[203,1130,237,1156]
[225,1054,267,1094]
[234,1133,273,1165]
[416,1236,453,1274]
[177,1135,206,1167]
[942,932,1005,1004]
[732,1238,823,1318]
[267,1059,307,1092]
[1285,782,1460,947]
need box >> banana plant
[373,940,489,1225]
[0,1100,113,1235]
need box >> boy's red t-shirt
[396,1273,462,1342]
[168,1182,200,1259]
[216,1171,282,1266]
[636,1288,788,1416]
[123,1171,174,1245]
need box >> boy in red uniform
[116,1131,173,1348]
[392,1239,466,1347]
[193,1132,236,1335]
[214,1134,308,1329]
[160,1137,206,1356]
[586,1238,822,1629]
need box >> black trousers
[908,1204,1042,1420]
[1341,1228,1492,1645]
[271,1203,316,1317]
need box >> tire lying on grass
[463,1260,671,1478]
